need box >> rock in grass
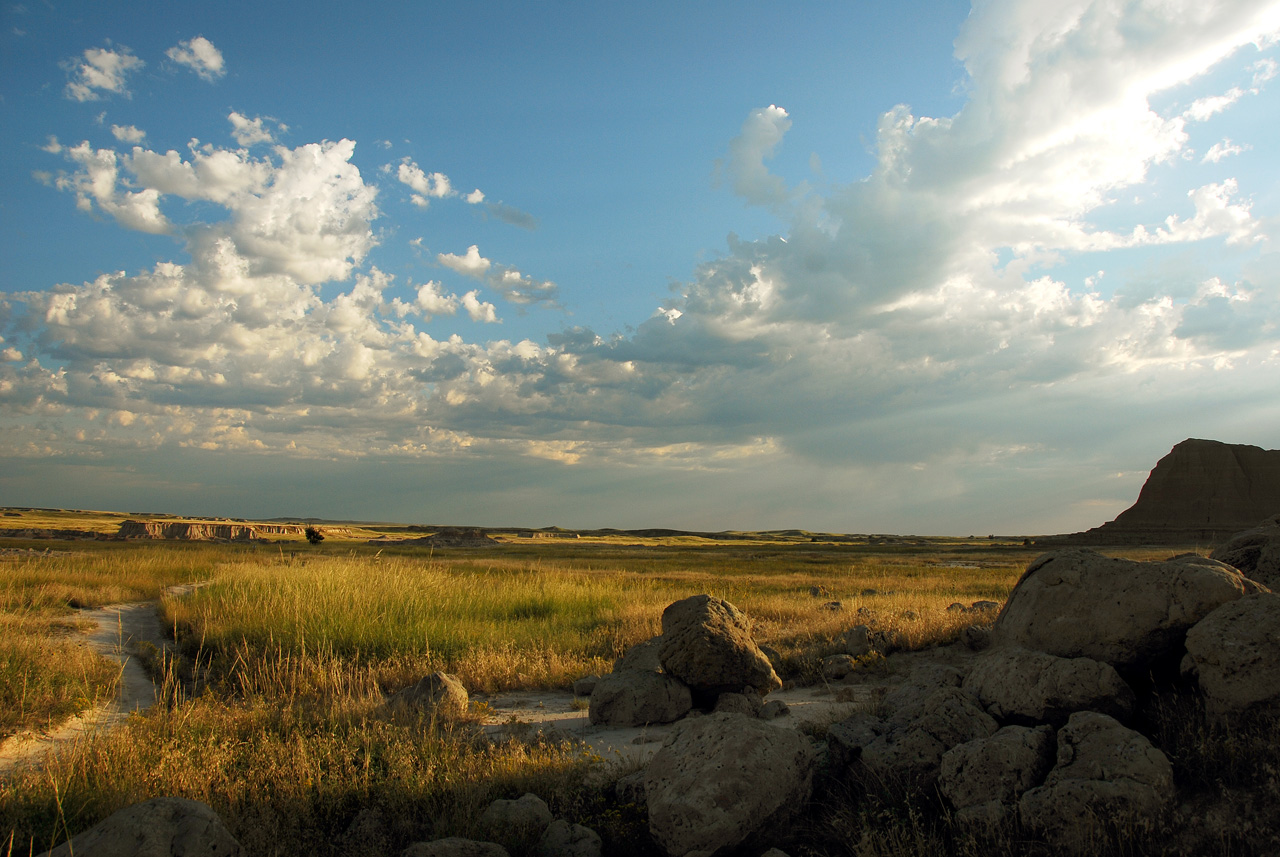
[822,654,857,680]
[1183,591,1280,716]
[401,839,510,857]
[589,669,692,727]
[37,797,242,857]
[386,671,469,720]
[658,595,781,703]
[994,549,1262,672]
[1018,712,1174,854]
[644,713,815,857]
[572,675,600,697]
[844,624,872,657]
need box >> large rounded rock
[1018,712,1174,854]
[858,686,998,784]
[994,549,1261,671]
[588,669,692,727]
[386,671,469,720]
[963,647,1134,726]
[644,712,815,857]
[1210,515,1280,590]
[939,725,1055,827]
[38,797,242,857]
[1183,591,1280,716]
[658,595,781,702]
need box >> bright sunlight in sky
[2,1,1279,534]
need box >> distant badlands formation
[2,438,1278,545]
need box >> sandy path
[475,684,876,765]
[0,583,206,777]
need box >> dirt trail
[0,583,206,777]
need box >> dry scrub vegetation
[0,534,1244,856]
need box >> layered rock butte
[1071,439,1280,544]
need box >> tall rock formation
[1075,439,1280,544]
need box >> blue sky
[2,0,1279,534]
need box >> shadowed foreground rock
[37,797,242,857]
[1183,591,1280,716]
[993,549,1261,671]
[588,669,692,727]
[939,724,1055,827]
[1019,711,1174,854]
[963,646,1134,726]
[644,712,815,857]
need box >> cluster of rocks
[828,547,1279,854]
[402,793,601,857]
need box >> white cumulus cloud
[166,36,225,81]
[63,45,144,101]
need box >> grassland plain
[0,514,1241,856]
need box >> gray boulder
[658,595,781,702]
[821,654,857,680]
[963,647,1134,726]
[37,797,242,857]
[1183,591,1280,716]
[938,725,1055,827]
[536,820,602,857]
[401,840,510,857]
[479,793,553,842]
[712,690,764,717]
[1209,514,1280,590]
[994,549,1262,671]
[644,713,815,857]
[859,686,998,783]
[572,675,600,697]
[387,671,469,720]
[1018,712,1174,854]
[588,669,692,727]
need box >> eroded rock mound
[1183,591,1280,716]
[1018,712,1174,854]
[38,797,242,857]
[993,549,1260,671]
[644,712,815,857]
[658,594,782,702]
[1081,439,1280,542]
[1210,514,1280,590]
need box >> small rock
[821,654,857,681]
[572,675,600,697]
[479,793,553,842]
[946,602,968,613]
[809,585,829,597]
[536,820,601,857]
[386,671,469,720]
[971,600,999,612]
[614,770,647,805]
[961,625,992,652]
[844,624,872,657]
[714,691,764,717]
[761,699,790,719]
[613,636,664,673]
[860,588,880,596]
[821,601,844,611]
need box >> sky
[2,0,1279,535]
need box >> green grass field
[1,510,1246,856]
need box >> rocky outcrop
[963,647,1134,726]
[117,519,352,541]
[644,713,815,857]
[1210,515,1280,590]
[1074,439,1280,543]
[588,669,692,727]
[1018,712,1174,854]
[993,549,1261,672]
[1183,592,1280,716]
[657,595,782,704]
[37,796,242,857]
[386,671,469,720]
[939,724,1055,827]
